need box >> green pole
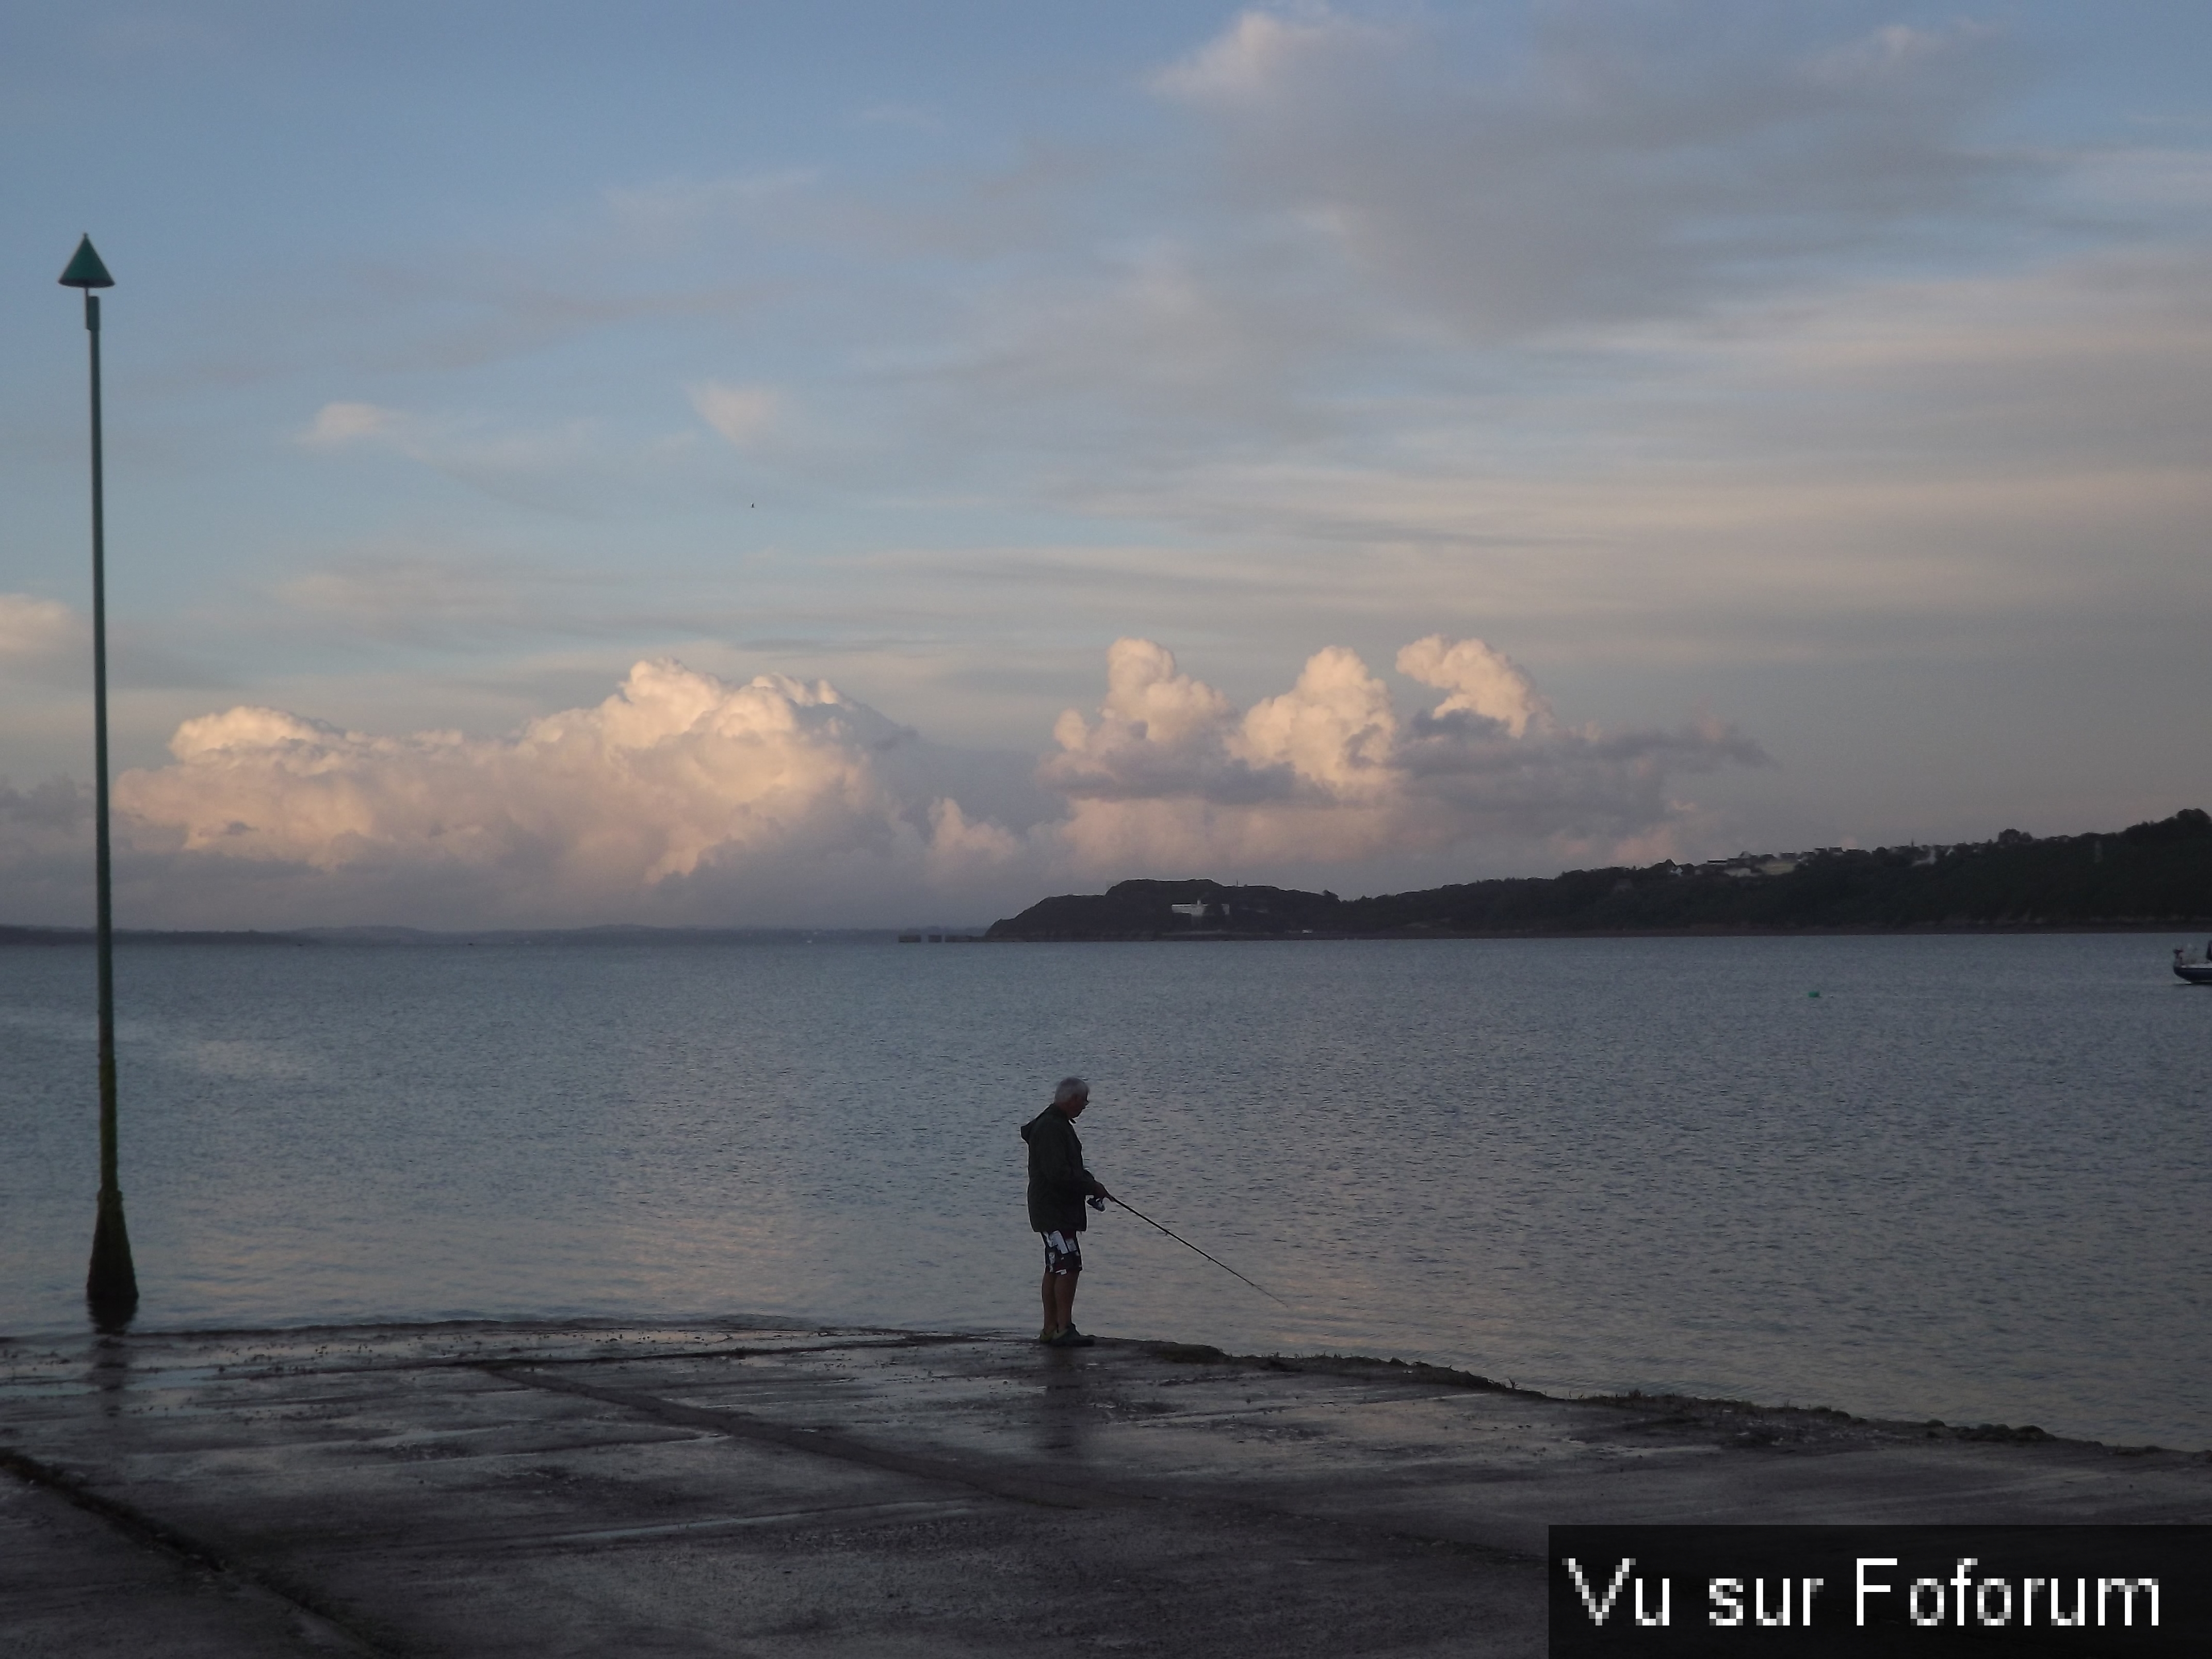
[61,235,138,1323]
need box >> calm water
[2,934,2206,1446]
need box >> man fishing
[1021,1075,1112,1347]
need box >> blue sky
[5,2,2210,926]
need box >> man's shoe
[1038,1325,1060,1343]
[1051,1326,1097,1347]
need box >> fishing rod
[1099,1194,1291,1308]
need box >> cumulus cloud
[108,659,1017,925]
[1395,635,1548,739]
[9,639,1760,928]
[923,796,1022,880]
[1232,646,1397,801]
[1044,637,1761,873]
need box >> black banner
[1550,1527,2207,1656]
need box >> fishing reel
[1087,1194,1106,1211]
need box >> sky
[4,1,2209,929]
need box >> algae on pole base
[60,234,138,1326]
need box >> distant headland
[986,809,2212,940]
[5,811,2205,946]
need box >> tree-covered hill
[986,809,2212,940]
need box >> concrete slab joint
[3,1321,2205,1657]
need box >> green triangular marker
[59,235,115,289]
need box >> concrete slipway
[3,1322,2207,1657]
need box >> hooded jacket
[1020,1105,1103,1235]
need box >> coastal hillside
[987,809,2212,939]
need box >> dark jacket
[1020,1105,1103,1235]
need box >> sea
[2,932,2206,1449]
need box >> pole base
[87,1188,138,1329]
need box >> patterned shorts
[1040,1230,1084,1277]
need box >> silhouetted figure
[1021,1076,1112,1346]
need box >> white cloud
[38,637,1761,928]
[1043,637,1761,875]
[1396,635,1548,738]
[924,795,1022,881]
[689,380,783,448]
[1231,645,1396,799]
[1068,635,1233,749]
[109,659,1013,925]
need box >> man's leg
[1039,1232,1085,1341]
[1040,1231,1075,1338]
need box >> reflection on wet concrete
[1029,1348,1099,1461]
[86,1332,127,1417]
[2,1321,2207,1657]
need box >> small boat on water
[2173,944,2212,984]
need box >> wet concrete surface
[3,1321,2207,1656]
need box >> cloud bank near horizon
[8,7,2212,870]
[1045,638,1760,875]
[2,639,1760,929]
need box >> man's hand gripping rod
[1096,1193,1291,1308]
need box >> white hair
[1052,1076,1089,1105]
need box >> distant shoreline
[4,920,2206,946]
[979,921,2212,940]
[987,811,2212,940]
[0,924,916,948]
[10,812,2206,947]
